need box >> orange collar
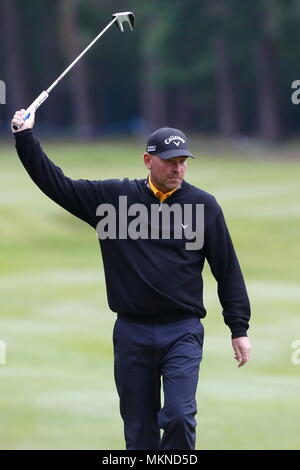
[148,176,179,203]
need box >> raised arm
[12,109,103,228]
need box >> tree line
[0,0,300,140]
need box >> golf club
[12,11,134,131]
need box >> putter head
[112,12,134,32]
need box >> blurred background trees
[0,0,300,139]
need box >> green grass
[0,136,300,449]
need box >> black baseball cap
[146,126,194,159]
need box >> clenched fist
[11,109,35,133]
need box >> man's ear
[144,152,152,169]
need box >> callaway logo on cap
[146,126,195,159]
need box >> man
[11,110,251,450]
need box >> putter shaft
[12,12,134,131]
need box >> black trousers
[113,315,204,450]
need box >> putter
[12,11,134,131]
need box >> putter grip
[12,91,49,131]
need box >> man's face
[144,153,188,193]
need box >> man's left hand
[232,336,251,368]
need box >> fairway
[0,136,299,449]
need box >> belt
[117,312,200,325]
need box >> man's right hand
[11,109,35,133]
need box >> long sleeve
[14,129,103,228]
[204,207,251,339]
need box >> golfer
[11,110,251,450]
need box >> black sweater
[15,129,251,338]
